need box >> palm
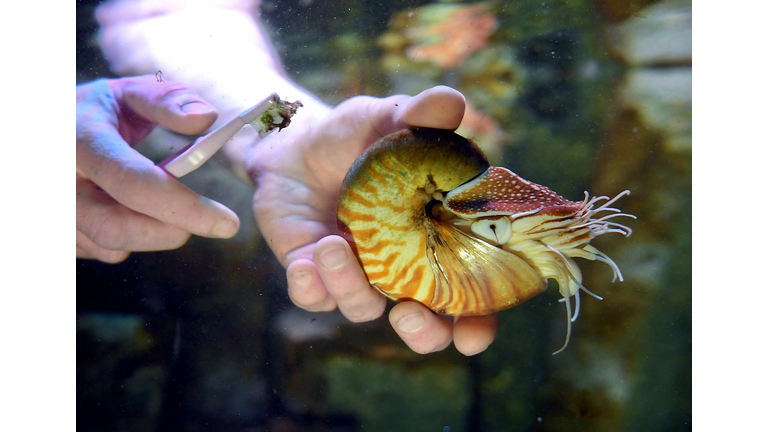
[249,95,407,267]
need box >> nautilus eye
[337,128,635,353]
[470,217,513,245]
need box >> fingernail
[292,270,312,287]
[180,101,216,115]
[396,312,425,334]
[318,246,347,270]
[212,218,238,238]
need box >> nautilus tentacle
[337,128,635,353]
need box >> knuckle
[157,82,192,102]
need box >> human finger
[76,175,192,252]
[314,236,387,323]
[286,258,338,312]
[111,75,219,138]
[76,117,239,240]
[389,301,454,354]
[76,229,131,263]
[453,314,499,356]
[296,86,466,181]
[326,84,464,142]
[351,86,465,141]
[396,85,466,131]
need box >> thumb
[110,75,219,139]
[327,85,467,155]
[396,85,466,130]
[362,85,466,134]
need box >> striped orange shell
[337,128,546,316]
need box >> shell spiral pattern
[337,128,635,353]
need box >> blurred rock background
[77,0,691,430]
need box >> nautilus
[337,128,635,353]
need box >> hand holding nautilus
[248,86,499,355]
[338,128,635,354]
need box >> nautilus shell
[337,128,635,353]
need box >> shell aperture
[337,128,635,352]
